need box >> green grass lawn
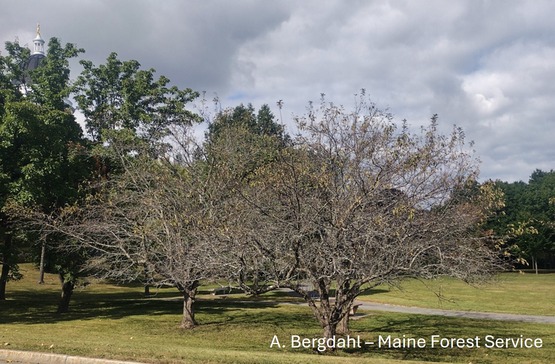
[1,265,554,364]
[359,273,555,316]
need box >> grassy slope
[359,273,555,316]
[0,265,553,364]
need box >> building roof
[25,53,46,71]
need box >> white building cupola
[32,23,45,55]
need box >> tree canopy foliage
[488,169,555,271]
[0,38,87,303]
[206,103,287,145]
[74,52,200,150]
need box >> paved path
[352,301,555,324]
[258,293,555,324]
[232,295,555,324]
[212,289,555,325]
[0,350,145,364]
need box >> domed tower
[22,24,46,86]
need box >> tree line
[1,36,515,339]
[487,170,555,272]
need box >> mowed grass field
[0,265,553,364]
[359,273,555,316]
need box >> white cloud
[2,0,555,182]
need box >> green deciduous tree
[25,50,203,317]
[0,40,28,300]
[74,52,200,152]
[0,100,87,301]
[0,37,89,306]
[490,170,555,271]
[26,38,83,110]
[206,103,287,147]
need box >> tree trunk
[57,276,75,314]
[38,241,46,284]
[0,261,9,301]
[297,279,355,344]
[178,283,199,329]
[300,280,342,342]
[336,311,350,335]
[311,301,339,341]
[323,322,337,340]
[335,280,353,335]
[143,262,151,297]
[0,231,13,301]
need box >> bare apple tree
[47,147,219,328]
[225,96,505,339]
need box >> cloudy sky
[1,0,554,182]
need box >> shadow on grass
[3,285,552,364]
[349,315,479,361]
[359,288,390,296]
[0,288,284,326]
[346,313,554,363]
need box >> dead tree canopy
[46,154,216,328]
[217,98,505,339]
